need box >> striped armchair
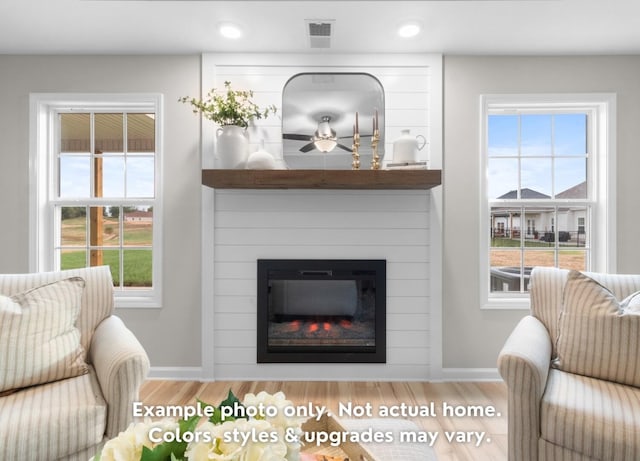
[0,266,150,461]
[498,267,640,461]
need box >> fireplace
[257,259,386,363]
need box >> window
[480,94,615,309]
[30,94,163,308]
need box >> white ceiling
[2,0,640,55]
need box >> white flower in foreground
[98,418,178,461]
[243,391,304,461]
[186,418,288,461]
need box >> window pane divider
[52,198,155,206]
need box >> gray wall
[443,55,640,369]
[0,55,202,367]
[2,54,640,373]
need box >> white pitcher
[392,129,426,163]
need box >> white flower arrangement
[185,419,288,461]
[93,391,305,461]
[242,391,304,461]
[96,419,179,461]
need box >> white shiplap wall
[201,54,442,380]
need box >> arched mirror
[282,73,384,169]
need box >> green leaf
[219,389,246,423]
[140,445,164,461]
[197,398,223,425]
[201,389,246,425]
[180,413,201,434]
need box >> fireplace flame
[340,319,353,329]
[284,317,357,337]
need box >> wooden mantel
[202,169,442,190]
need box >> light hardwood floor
[140,380,508,461]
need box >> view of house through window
[56,111,156,290]
[487,111,591,294]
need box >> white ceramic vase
[216,125,249,169]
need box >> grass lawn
[61,249,152,287]
[492,237,554,248]
[491,237,586,272]
[60,215,153,287]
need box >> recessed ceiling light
[219,22,243,40]
[397,22,421,39]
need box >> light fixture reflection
[312,115,339,152]
[313,138,337,152]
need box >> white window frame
[29,93,164,308]
[479,93,616,310]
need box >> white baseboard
[146,366,502,382]
[147,366,204,381]
[440,368,502,382]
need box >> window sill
[481,296,531,310]
[114,294,162,309]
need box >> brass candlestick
[370,128,380,170]
[352,132,361,170]
[352,112,361,170]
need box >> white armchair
[498,267,640,460]
[0,266,150,460]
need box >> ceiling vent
[306,20,334,49]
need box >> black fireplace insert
[257,259,386,363]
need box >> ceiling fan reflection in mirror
[283,115,344,153]
[282,72,384,169]
[282,115,370,153]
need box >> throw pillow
[554,270,640,387]
[622,290,640,313]
[0,277,88,393]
